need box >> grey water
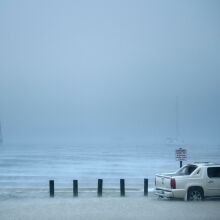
[0,143,219,198]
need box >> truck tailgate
[155,174,172,190]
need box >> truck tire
[187,187,204,201]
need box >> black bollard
[97,179,103,197]
[144,179,148,196]
[120,179,125,197]
[49,180,54,197]
[73,180,78,197]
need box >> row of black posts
[49,179,148,197]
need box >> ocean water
[0,143,219,198]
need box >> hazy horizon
[1,0,220,145]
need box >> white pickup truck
[155,162,220,201]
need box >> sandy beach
[0,195,220,220]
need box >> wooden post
[120,179,125,197]
[49,180,54,197]
[144,179,148,196]
[97,179,103,197]
[73,180,78,197]
[180,161,183,168]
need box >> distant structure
[0,121,3,144]
[166,96,184,146]
[175,96,180,143]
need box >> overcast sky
[0,0,220,144]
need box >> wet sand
[0,195,219,220]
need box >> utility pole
[0,121,3,144]
[175,96,180,144]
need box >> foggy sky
[0,0,220,144]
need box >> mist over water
[0,0,220,144]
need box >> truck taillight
[171,178,176,189]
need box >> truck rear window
[207,167,220,178]
[178,165,197,175]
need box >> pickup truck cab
[155,162,220,201]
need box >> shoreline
[0,188,155,202]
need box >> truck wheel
[187,187,204,201]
